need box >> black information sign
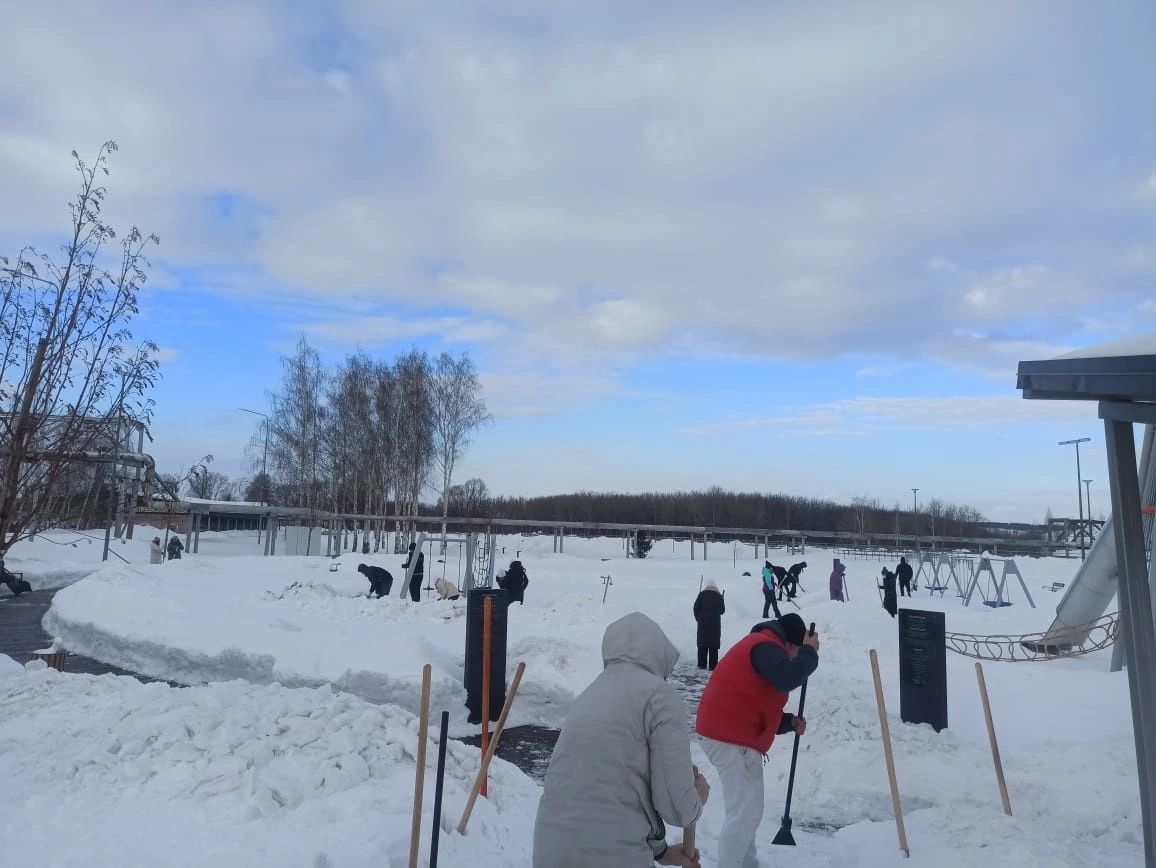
[898,608,948,732]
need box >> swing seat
[926,584,948,598]
[983,600,1013,608]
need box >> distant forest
[470,487,990,539]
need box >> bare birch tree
[266,336,326,548]
[431,352,491,548]
[393,350,434,542]
[0,142,160,554]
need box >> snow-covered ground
[0,655,538,867]
[1,529,1145,866]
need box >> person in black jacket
[879,567,898,618]
[693,582,726,670]
[166,535,184,561]
[785,561,807,598]
[498,560,530,604]
[771,564,789,601]
[896,556,914,597]
[402,542,424,602]
[357,563,393,598]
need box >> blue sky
[3,0,1155,521]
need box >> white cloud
[1137,170,1156,200]
[152,346,180,364]
[681,394,1092,437]
[301,315,509,347]
[0,0,1150,384]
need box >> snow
[1055,333,1156,360]
[0,657,539,867]
[2,529,1146,865]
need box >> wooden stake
[869,649,910,858]
[481,596,492,797]
[409,664,433,868]
[975,663,1013,816]
[457,661,527,835]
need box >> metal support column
[1104,414,1156,866]
[184,513,194,554]
[193,512,202,554]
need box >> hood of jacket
[602,612,679,679]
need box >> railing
[944,612,1119,662]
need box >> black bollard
[430,711,450,868]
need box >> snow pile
[0,659,538,867]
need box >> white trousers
[701,737,765,868]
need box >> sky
[2,0,1155,522]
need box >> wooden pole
[481,596,492,798]
[682,823,697,863]
[869,649,910,858]
[975,662,1013,816]
[457,661,527,834]
[408,664,433,868]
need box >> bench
[1045,582,1066,592]
[1,568,32,595]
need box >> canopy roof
[1017,333,1156,402]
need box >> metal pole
[1103,416,1156,866]
[1084,478,1093,543]
[1060,438,1091,561]
[911,488,919,551]
[239,407,270,542]
[1076,441,1086,561]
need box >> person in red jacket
[695,613,819,868]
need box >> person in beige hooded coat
[533,612,708,868]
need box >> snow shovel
[771,621,815,847]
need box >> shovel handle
[682,823,696,860]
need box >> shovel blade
[771,824,796,846]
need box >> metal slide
[1032,425,1155,650]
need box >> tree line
[473,487,988,539]
[241,339,491,539]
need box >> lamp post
[1084,478,1094,541]
[911,488,919,550]
[240,408,270,544]
[1059,438,1091,561]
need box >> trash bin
[464,587,508,724]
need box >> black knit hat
[778,613,807,646]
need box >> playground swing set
[910,552,1036,609]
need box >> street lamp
[239,408,270,544]
[911,487,919,548]
[1059,437,1091,561]
[1084,478,1093,534]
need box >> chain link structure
[945,611,1119,662]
